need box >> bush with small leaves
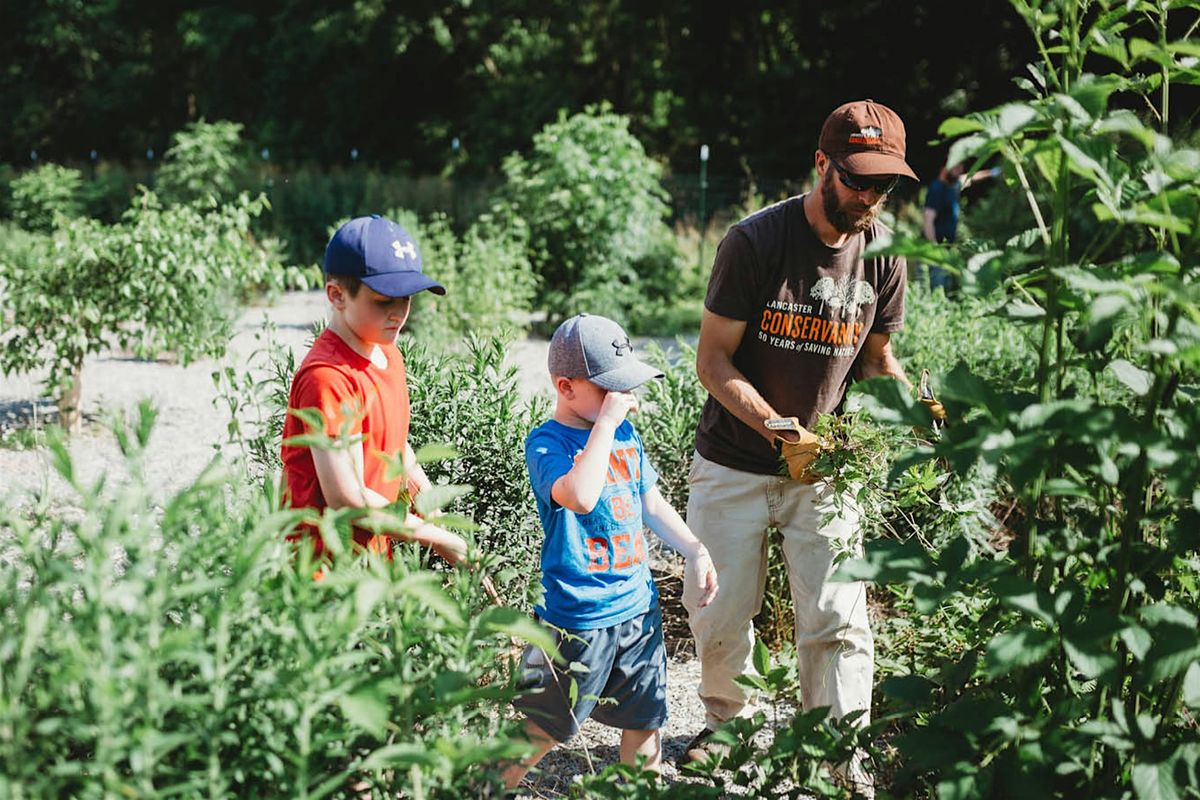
[0,190,283,431]
[499,105,681,329]
[155,119,247,205]
[9,163,83,233]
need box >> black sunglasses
[828,157,901,195]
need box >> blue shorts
[513,604,668,742]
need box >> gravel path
[0,290,735,793]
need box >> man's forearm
[698,355,782,442]
[860,351,911,388]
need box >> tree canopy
[2,1,1048,182]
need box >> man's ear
[814,149,829,176]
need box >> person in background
[922,161,1002,291]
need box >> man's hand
[684,543,719,608]
[766,417,825,481]
[918,369,946,426]
[596,390,639,428]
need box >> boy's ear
[553,376,574,398]
[325,280,345,309]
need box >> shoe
[676,727,728,768]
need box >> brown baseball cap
[819,99,918,180]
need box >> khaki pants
[683,451,874,730]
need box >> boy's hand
[419,523,469,566]
[596,391,639,428]
[685,544,719,608]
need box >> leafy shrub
[388,208,538,340]
[0,190,283,430]
[406,336,550,608]
[211,320,300,479]
[0,163,14,219]
[636,341,706,514]
[155,119,247,205]
[80,163,140,223]
[258,169,497,267]
[9,164,83,233]
[848,1,1200,795]
[499,105,682,329]
[0,404,543,798]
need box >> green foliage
[258,170,497,267]
[499,105,683,329]
[9,164,83,233]
[213,331,551,609]
[0,403,536,798]
[155,119,247,205]
[406,336,550,608]
[690,642,867,798]
[386,207,538,339]
[0,190,283,417]
[849,1,1200,795]
[80,163,141,223]
[634,341,705,512]
[211,320,299,479]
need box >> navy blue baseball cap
[323,215,446,298]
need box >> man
[922,161,1001,290]
[680,99,919,794]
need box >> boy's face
[328,281,412,344]
[555,376,610,423]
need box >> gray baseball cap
[548,313,663,392]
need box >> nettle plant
[851,0,1200,796]
[0,190,282,432]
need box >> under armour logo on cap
[392,240,418,260]
[612,336,633,356]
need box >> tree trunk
[58,360,83,434]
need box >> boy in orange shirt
[281,214,467,565]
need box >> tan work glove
[918,369,946,431]
[766,417,824,482]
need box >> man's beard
[821,170,883,235]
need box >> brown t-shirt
[695,195,906,475]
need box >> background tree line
[2,0,1054,184]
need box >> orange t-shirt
[281,327,411,559]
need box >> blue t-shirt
[525,419,660,630]
[924,178,962,242]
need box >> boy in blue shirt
[503,313,719,788]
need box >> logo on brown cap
[848,126,883,145]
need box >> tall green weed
[850,1,1200,795]
[0,403,545,798]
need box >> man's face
[819,159,888,235]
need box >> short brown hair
[326,273,363,297]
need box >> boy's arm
[403,441,434,496]
[311,442,467,563]
[641,485,719,608]
[550,392,638,514]
[640,485,703,558]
